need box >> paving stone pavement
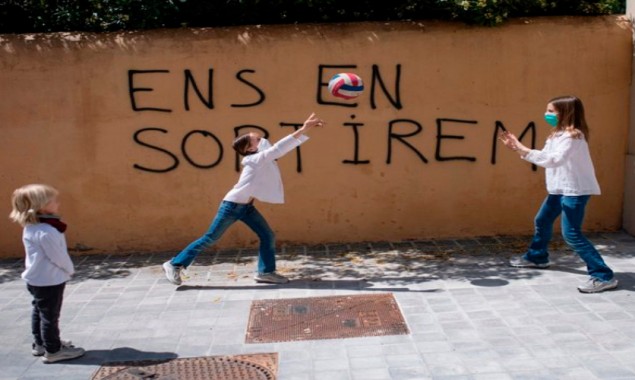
[1,232,635,380]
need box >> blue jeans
[170,201,276,273]
[524,194,614,281]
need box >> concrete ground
[1,231,634,380]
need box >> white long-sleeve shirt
[223,134,309,204]
[523,131,601,196]
[21,223,74,286]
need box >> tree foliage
[0,0,626,33]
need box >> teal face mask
[544,113,558,127]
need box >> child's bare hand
[303,112,325,130]
[498,130,520,151]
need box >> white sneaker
[577,277,618,293]
[163,261,183,285]
[509,255,550,269]
[254,272,289,284]
[32,340,72,356]
[31,343,45,356]
[42,342,85,363]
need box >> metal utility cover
[246,293,409,343]
[91,353,278,380]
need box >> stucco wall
[625,1,635,235]
[0,16,631,258]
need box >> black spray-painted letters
[129,65,536,173]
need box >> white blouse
[21,223,74,286]
[224,134,309,204]
[523,131,601,196]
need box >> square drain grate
[246,293,409,343]
[91,353,278,380]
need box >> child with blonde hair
[9,184,85,363]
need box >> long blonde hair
[9,184,58,226]
[548,95,590,142]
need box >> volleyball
[328,73,364,100]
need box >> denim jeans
[524,194,614,281]
[27,282,66,353]
[171,201,276,273]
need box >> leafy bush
[452,0,626,26]
[0,0,179,33]
[0,0,626,33]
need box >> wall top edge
[0,15,629,42]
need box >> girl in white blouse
[163,113,324,285]
[499,96,617,293]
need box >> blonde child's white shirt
[21,223,74,286]
[224,134,309,204]
[523,131,601,196]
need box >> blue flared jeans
[170,201,276,273]
[524,194,614,281]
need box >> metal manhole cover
[246,293,409,343]
[91,353,278,380]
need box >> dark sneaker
[577,277,618,293]
[254,272,289,284]
[162,261,182,285]
[509,255,550,269]
[42,342,85,363]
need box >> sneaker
[31,343,45,356]
[32,340,72,356]
[509,255,550,269]
[42,342,85,363]
[577,277,618,293]
[163,261,182,285]
[254,272,289,284]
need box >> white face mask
[257,138,271,151]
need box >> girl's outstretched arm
[292,112,325,139]
[498,130,530,157]
[499,130,576,168]
[244,113,325,166]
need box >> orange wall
[0,17,631,258]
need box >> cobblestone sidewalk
[0,232,634,380]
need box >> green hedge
[0,0,626,34]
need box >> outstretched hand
[498,130,520,151]
[292,112,325,140]
[302,112,325,131]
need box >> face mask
[544,113,558,127]
[257,138,271,151]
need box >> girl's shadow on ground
[611,272,635,292]
[58,347,177,366]
[176,279,442,293]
